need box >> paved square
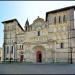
[0,63,75,74]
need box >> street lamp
[70,47,73,64]
[9,47,11,63]
[13,42,17,62]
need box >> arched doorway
[20,55,24,62]
[33,45,45,63]
[20,51,24,62]
[36,51,42,62]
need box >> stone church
[2,6,75,63]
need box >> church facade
[2,6,75,63]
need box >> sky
[0,1,75,47]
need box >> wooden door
[20,55,24,62]
[36,51,42,62]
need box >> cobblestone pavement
[0,63,75,74]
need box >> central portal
[20,55,24,62]
[36,51,42,62]
[33,45,45,63]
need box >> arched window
[38,31,40,36]
[63,15,66,22]
[59,16,61,23]
[7,46,9,54]
[11,46,13,53]
[60,43,64,48]
[54,17,56,24]
[20,45,21,49]
[22,45,23,49]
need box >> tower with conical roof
[25,19,29,31]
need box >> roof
[33,16,44,23]
[2,19,24,31]
[46,6,75,21]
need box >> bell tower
[25,19,29,31]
